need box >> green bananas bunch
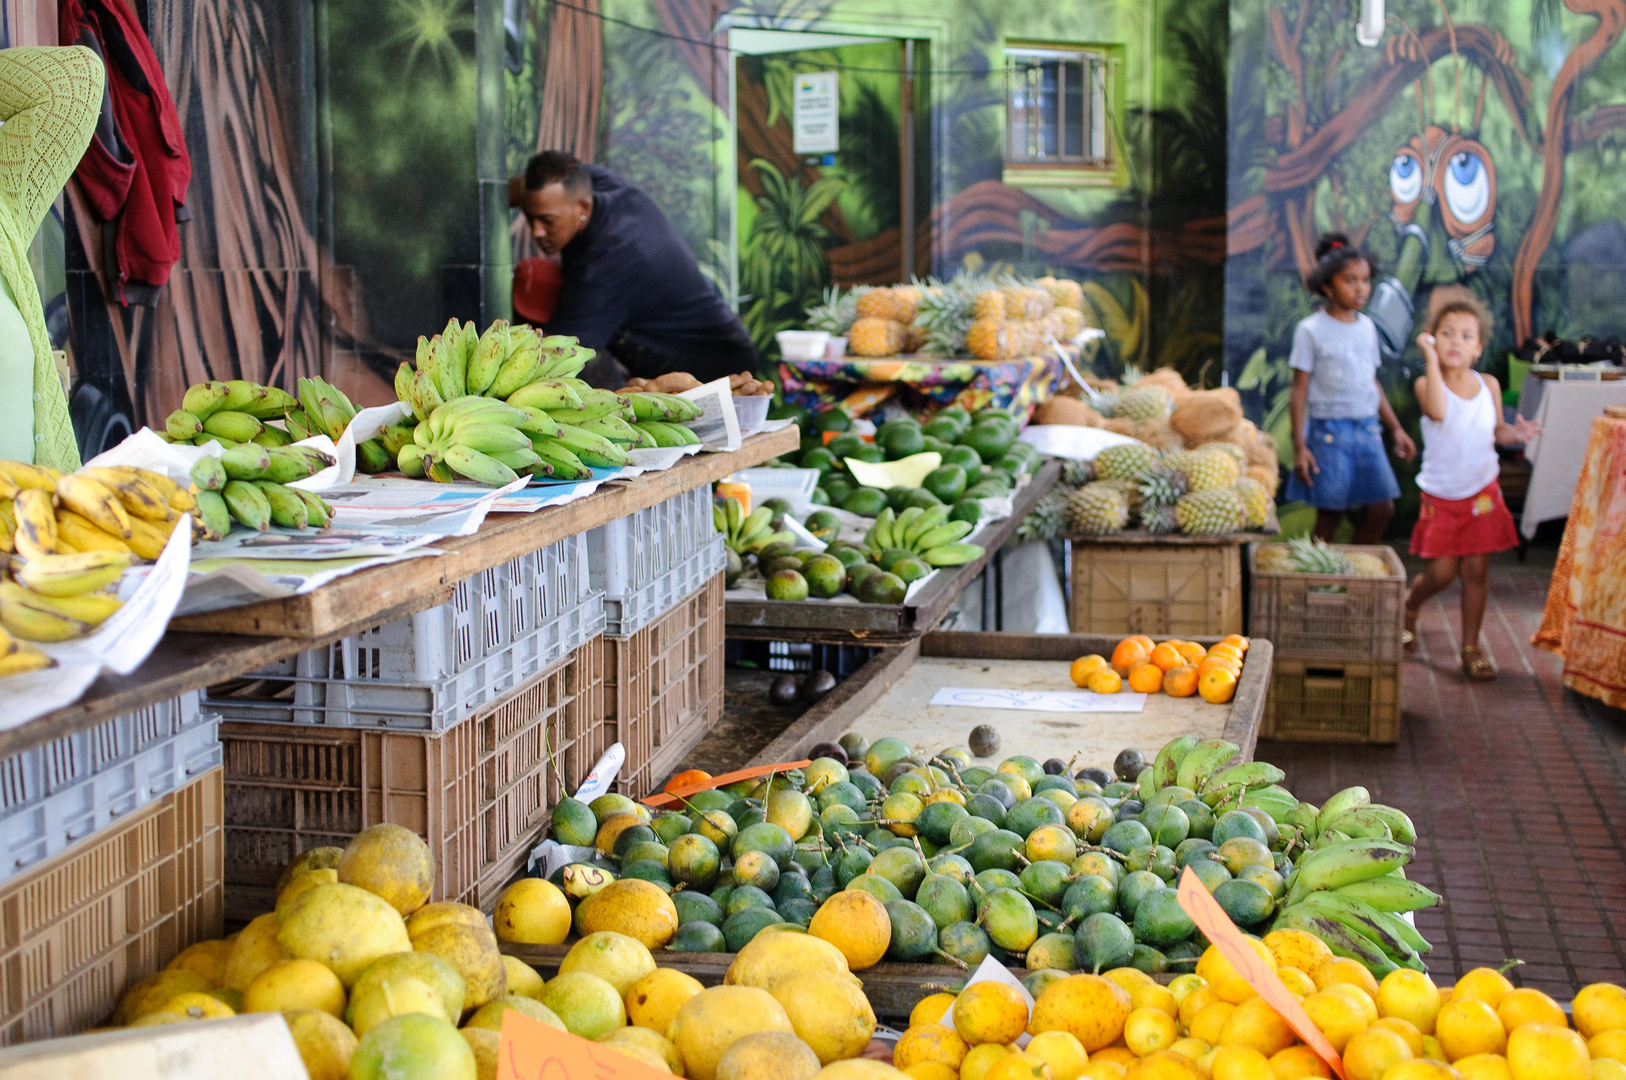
[862,505,985,567]
[296,377,392,474]
[212,443,337,486]
[715,500,793,554]
[404,396,543,486]
[163,380,297,448]
[624,391,703,448]
[214,478,332,533]
[397,319,595,423]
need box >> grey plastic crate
[604,535,726,638]
[588,486,717,621]
[202,591,606,731]
[0,699,222,883]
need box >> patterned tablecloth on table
[1533,411,1626,708]
[779,349,1068,416]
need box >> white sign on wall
[792,72,839,155]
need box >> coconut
[1101,417,1141,437]
[1246,464,1280,495]
[1138,418,1186,451]
[1034,397,1103,427]
[1135,367,1192,400]
[1169,387,1243,445]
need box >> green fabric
[0,47,103,470]
[1507,354,1531,398]
[0,273,35,462]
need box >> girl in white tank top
[1402,289,1542,680]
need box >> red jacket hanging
[60,0,190,306]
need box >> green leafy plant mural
[740,159,844,353]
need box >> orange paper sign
[497,1010,670,1080]
[1175,866,1348,1079]
[640,759,812,808]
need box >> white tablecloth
[1521,380,1626,537]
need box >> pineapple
[1205,442,1248,470]
[1234,477,1272,529]
[966,318,1009,361]
[1139,465,1189,516]
[1287,536,1357,575]
[916,273,976,356]
[849,317,903,357]
[893,285,923,325]
[805,287,858,336]
[1060,458,1097,488]
[1039,276,1084,310]
[973,289,1006,321]
[1254,544,1295,573]
[1175,489,1246,536]
[1179,447,1243,491]
[1347,551,1395,577]
[1142,503,1180,535]
[1055,307,1086,339]
[1094,442,1161,483]
[1115,384,1175,423]
[1016,488,1069,543]
[1098,478,1142,517]
[856,287,900,322]
[1065,482,1130,535]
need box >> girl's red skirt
[1409,480,1519,559]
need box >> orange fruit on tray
[665,769,712,793]
[1221,634,1251,653]
[1110,638,1149,676]
[1163,665,1198,698]
[1198,667,1237,704]
[1130,633,1155,652]
[1206,642,1244,663]
[1148,643,1185,671]
[1196,656,1241,679]
[1174,641,1207,664]
[1087,667,1123,694]
[1128,661,1165,694]
[1070,654,1109,687]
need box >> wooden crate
[1261,657,1402,744]
[747,631,1271,770]
[1069,534,1244,638]
[0,769,223,1045]
[219,639,603,918]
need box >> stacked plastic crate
[204,534,605,916]
[588,485,726,796]
[1248,543,1407,744]
[0,694,223,1043]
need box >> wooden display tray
[169,427,797,639]
[746,631,1269,770]
[10,432,795,761]
[724,460,1060,644]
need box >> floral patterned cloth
[1534,413,1626,708]
[778,347,1068,417]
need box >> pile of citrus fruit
[890,936,1626,1080]
[1069,635,1250,704]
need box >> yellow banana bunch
[12,551,132,596]
[56,474,133,540]
[0,581,111,641]
[12,489,58,559]
[0,461,61,499]
[0,499,13,554]
[0,625,51,677]
[55,511,133,555]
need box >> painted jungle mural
[1226,0,1626,499]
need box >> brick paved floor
[1259,545,1626,997]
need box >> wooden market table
[6,428,797,760]
[724,460,1061,645]
[746,630,1269,770]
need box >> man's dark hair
[525,151,592,197]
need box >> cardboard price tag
[640,760,812,808]
[497,1011,671,1080]
[1174,866,1347,1079]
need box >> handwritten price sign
[1175,866,1347,1079]
[497,1011,671,1080]
[639,760,812,809]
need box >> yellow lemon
[1210,1046,1274,1080]
[1026,1030,1089,1080]
[165,939,233,986]
[502,956,544,1001]
[953,982,1030,1046]
[1030,975,1133,1053]
[1218,996,1296,1057]
[902,1064,959,1080]
[1382,1062,1467,1080]
[1122,1050,1204,1080]
[1506,1023,1588,1080]
[1197,940,1276,1005]
[1178,986,1220,1031]
[1341,1026,1412,1080]
[1453,1054,1512,1080]
[1081,1063,1129,1080]
[985,1052,1054,1080]
[1167,975,1206,1007]
[1325,983,1378,1024]
[1187,1001,1235,1047]
[492,878,571,945]
[626,966,704,1036]
[560,931,657,997]
[1496,988,1567,1033]
[1132,984,1179,1019]
[1378,970,1443,1035]
[1437,998,1507,1061]
[908,993,957,1031]
[1452,969,1515,1010]
[1103,967,1156,994]
[1168,1038,1209,1061]
[1575,983,1626,1040]
[283,1009,357,1080]
[808,890,892,971]
[242,958,346,1017]
[1592,1061,1626,1080]
[1590,1029,1626,1062]
[1261,929,1332,976]
[1124,1007,1179,1057]
[164,991,236,1020]
[1267,1045,1332,1079]
[1300,988,1369,1053]
[1310,957,1379,999]
[961,1043,1014,1080]
[894,1023,968,1071]
[1371,1016,1425,1057]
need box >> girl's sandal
[1461,645,1496,681]
[1401,606,1420,654]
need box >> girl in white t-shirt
[1403,287,1541,680]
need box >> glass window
[1004,46,1112,168]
